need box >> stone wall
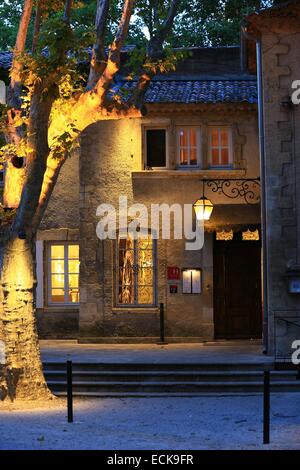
[258,14,300,355]
[79,106,260,342]
[36,150,80,338]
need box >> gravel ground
[0,394,300,450]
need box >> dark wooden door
[214,236,262,339]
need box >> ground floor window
[116,234,156,306]
[48,243,80,304]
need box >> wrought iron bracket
[203,178,260,205]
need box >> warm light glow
[3,163,25,209]
[216,230,233,241]
[193,197,214,221]
[49,244,80,303]
[242,229,260,241]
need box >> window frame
[208,126,233,168]
[47,241,80,306]
[143,126,169,170]
[176,126,202,169]
[115,234,157,308]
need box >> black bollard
[263,370,270,444]
[160,303,165,343]
[67,360,73,423]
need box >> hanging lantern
[193,181,214,221]
[193,196,214,221]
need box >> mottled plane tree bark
[0,0,181,401]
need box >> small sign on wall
[167,266,180,281]
[182,269,202,294]
[169,285,178,294]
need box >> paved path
[40,339,274,364]
[0,394,299,449]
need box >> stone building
[246,0,300,357]
[78,45,261,343]
[1,1,300,358]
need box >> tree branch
[130,0,181,109]
[148,0,181,59]
[87,0,110,90]
[32,1,42,53]
[12,80,57,238]
[9,0,34,107]
[63,0,73,24]
[95,0,135,102]
[31,151,68,233]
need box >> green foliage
[0,1,28,50]
[50,120,80,160]
[0,0,276,51]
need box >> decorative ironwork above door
[204,178,260,205]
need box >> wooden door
[214,235,262,339]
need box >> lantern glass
[193,197,214,221]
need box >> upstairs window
[145,129,167,168]
[177,127,201,167]
[209,127,233,167]
[48,243,80,304]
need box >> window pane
[179,129,188,147]
[68,259,80,274]
[138,246,153,282]
[190,148,197,165]
[51,289,65,303]
[118,237,135,304]
[211,129,219,147]
[118,282,134,304]
[69,274,79,289]
[68,289,80,303]
[189,128,197,147]
[138,236,153,251]
[138,286,153,305]
[68,245,79,258]
[51,259,64,274]
[51,245,64,259]
[180,148,188,165]
[221,148,229,165]
[212,149,219,166]
[51,274,64,288]
[221,129,228,146]
[146,129,166,167]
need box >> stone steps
[43,362,300,396]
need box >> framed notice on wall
[167,266,180,281]
[182,269,202,294]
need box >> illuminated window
[48,243,79,304]
[116,234,156,306]
[182,269,202,294]
[209,127,233,167]
[177,127,201,167]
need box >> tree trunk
[0,236,52,401]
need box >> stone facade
[18,44,263,344]
[79,104,260,342]
[247,0,300,357]
[35,150,80,338]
